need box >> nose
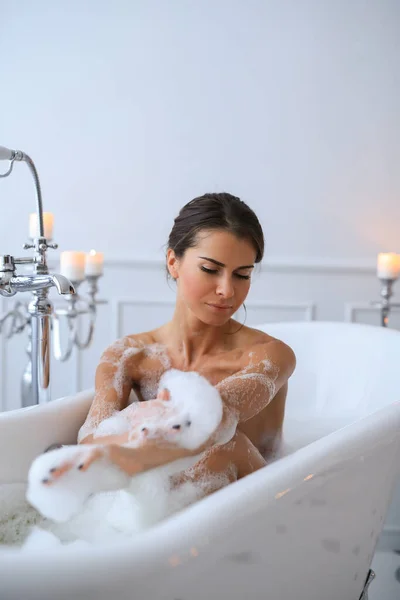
[216,275,234,299]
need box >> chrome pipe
[29,291,52,404]
[0,147,75,405]
[0,147,44,237]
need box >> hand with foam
[26,445,130,522]
[131,369,224,451]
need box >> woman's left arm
[210,339,296,443]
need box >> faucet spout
[50,274,76,295]
[7,274,75,296]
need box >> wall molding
[345,302,400,323]
[47,256,380,275]
[111,298,176,339]
[240,301,316,322]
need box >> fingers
[75,447,105,472]
[41,446,105,485]
[42,459,75,485]
[156,387,171,402]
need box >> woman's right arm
[77,336,144,444]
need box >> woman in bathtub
[44,193,296,496]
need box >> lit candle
[85,250,104,277]
[29,212,54,240]
[60,251,86,281]
[377,253,400,280]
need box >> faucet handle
[23,239,58,251]
[0,255,15,272]
[0,255,16,295]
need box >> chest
[134,349,242,402]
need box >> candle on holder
[377,253,400,280]
[29,212,54,240]
[85,250,104,277]
[60,251,86,282]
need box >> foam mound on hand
[26,446,130,523]
[145,369,223,450]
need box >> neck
[165,301,233,367]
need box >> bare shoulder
[236,324,296,372]
[100,330,158,362]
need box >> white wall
[1,0,400,262]
[1,0,400,548]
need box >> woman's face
[167,229,256,325]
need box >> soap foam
[146,368,223,450]
[26,446,131,523]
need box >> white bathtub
[0,321,399,600]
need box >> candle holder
[52,275,106,361]
[371,278,400,328]
[0,144,105,408]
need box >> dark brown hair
[167,192,264,264]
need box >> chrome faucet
[0,146,75,405]
[0,257,74,296]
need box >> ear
[166,248,179,280]
[157,388,171,402]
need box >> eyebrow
[198,256,255,270]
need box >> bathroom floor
[369,550,400,599]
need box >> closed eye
[200,266,251,280]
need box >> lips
[207,303,233,309]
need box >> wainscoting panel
[345,302,400,329]
[112,299,176,339]
[243,302,315,325]
[112,299,316,340]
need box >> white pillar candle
[29,212,54,240]
[60,251,86,282]
[377,253,400,280]
[85,250,104,276]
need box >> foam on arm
[212,340,296,442]
[77,337,144,444]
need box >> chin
[197,307,233,327]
